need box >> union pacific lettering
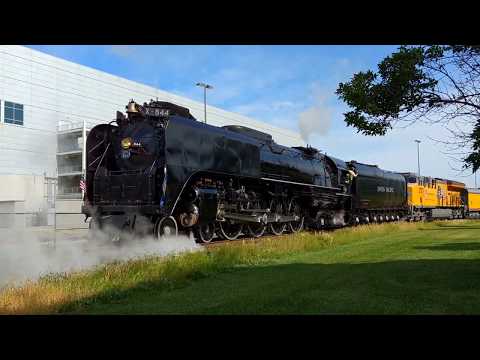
[377,186,395,193]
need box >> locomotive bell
[126,100,138,113]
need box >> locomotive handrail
[148,159,157,175]
[93,143,111,178]
[261,177,342,191]
[88,155,102,169]
[88,139,105,155]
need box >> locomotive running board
[261,177,342,191]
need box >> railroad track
[198,217,478,248]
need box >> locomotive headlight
[121,137,133,149]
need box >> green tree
[336,45,480,172]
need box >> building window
[5,101,24,125]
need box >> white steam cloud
[0,227,202,289]
[298,92,333,143]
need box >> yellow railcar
[403,173,465,219]
[467,188,480,217]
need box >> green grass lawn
[2,220,480,314]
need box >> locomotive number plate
[121,150,131,159]
[146,107,170,117]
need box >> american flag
[80,177,86,192]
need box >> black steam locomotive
[82,99,407,243]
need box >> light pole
[196,82,213,124]
[414,139,421,177]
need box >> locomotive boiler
[82,99,352,243]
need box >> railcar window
[408,177,417,183]
[4,101,24,126]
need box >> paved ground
[0,227,88,244]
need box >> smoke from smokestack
[297,91,333,143]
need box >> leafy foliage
[465,119,480,170]
[336,45,480,172]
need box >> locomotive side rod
[222,212,299,224]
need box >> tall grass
[0,221,426,314]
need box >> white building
[0,45,305,229]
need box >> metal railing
[56,193,82,200]
[57,144,83,153]
[57,183,82,199]
[58,185,82,195]
[57,120,95,132]
[58,165,82,174]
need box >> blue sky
[27,45,479,187]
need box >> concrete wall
[0,174,46,211]
[55,213,89,230]
[55,199,88,230]
[0,179,87,230]
[0,174,49,229]
[0,200,25,228]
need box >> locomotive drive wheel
[269,200,286,236]
[246,223,266,238]
[288,199,304,233]
[195,223,216,243]
[245,197,266,238]
[154,216,178,239]
[217,220,243,241]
